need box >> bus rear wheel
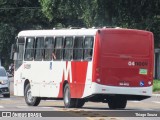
[63,84,85,108]
[24,84,41,106]
[75,99,85,108]
[108,96,127,109]
[63,84,76,108]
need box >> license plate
[139,69,147,75]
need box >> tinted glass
[45,37,54,49]
[55,37,63,48]
[63,37,73,60]
[84,37,94,48]
[73,37,83,60]
[26,38,34,48]
[55,37,63,60]
[74,37,83,48]
[18,37,25,43]
[0,68,6,76]
[35,37,44,49]
[64,37,73,48]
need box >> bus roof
[18,29,99,37]
[18,28,152,37]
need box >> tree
[1,0,160,67]
[39,0,160,47]
[40,0,85,27]
[0,23,16,67]
[0,0,50,67]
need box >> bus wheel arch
[24,80,41,106]
[63,81,85,108]
[24,79,30,95]
[63,80,69,95]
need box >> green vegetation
[153,80,160,92]
[1,0,160,67]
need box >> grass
[153,80,160,92]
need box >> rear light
[96,68,100,83]
[148,81,152,85]
[149,71,153,85]
[96,78,101,83]
[96,68,100,76]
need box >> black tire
[108,96,127,109]
[63,84,76,108]
[75,99,85,108]
[3,94,10,98]
[24,84,41,106]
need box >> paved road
[0,96,160,120]
[0,77,160,120]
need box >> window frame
[23,35,94,62]
[44,37,55,61]
[54,36,64,61]
[24,37,35,61]
[73,36,84,61]
[63,36,74,61]
[34,37,45,61]
[83,36,94,61]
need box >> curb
[152,94,160,97]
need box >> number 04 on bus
[11,28,154,109]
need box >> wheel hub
[27,89,34,103]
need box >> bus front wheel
[24,84,41,106]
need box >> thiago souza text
[135,112,158,117]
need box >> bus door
[15,37,25,71]
[14,37,25,95]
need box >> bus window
[73,37,83,60]
[64,37,73,60]
[26,38,34,48]
[18,44,24,60]
[24,37,35,61]
[83,37,94,61]
[55,37,63,60]
[14,37,25,71]
[17,37,25,60]
[44,37,55,61]
[18,37,25,44]
[34,37,44,61]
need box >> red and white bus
[13,28,154,109]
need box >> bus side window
[44,37,55,61]
[55,37,63,60]
[73,37,83,60]
[17,37,25,60]
[83,37,94,61]
[24,37,35,61]
[34,37,44,61]
[64,37,73,61]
